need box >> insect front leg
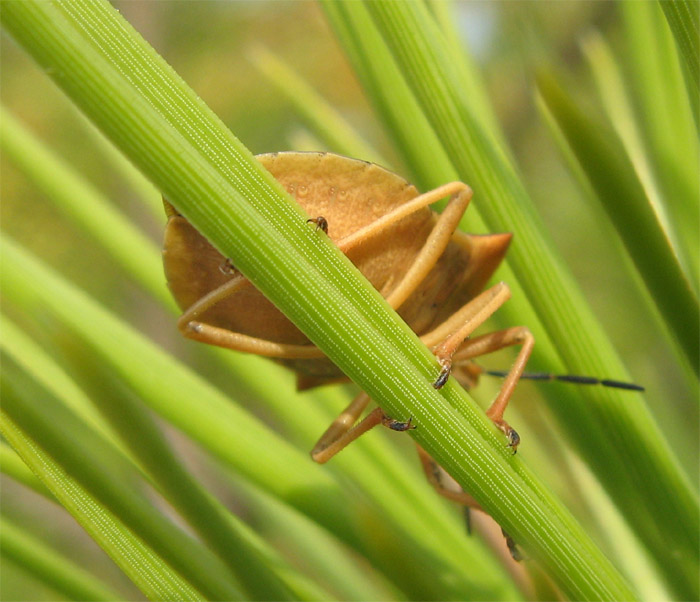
[423,281,512,386]
[331,182,473,311]
[177,273,326,358]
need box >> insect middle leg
[311,392,415,463]
[450,326,534,452]
[420,281,533,451]
[415,444,482,507]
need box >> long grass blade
[537,72,699,372]
[331,2,698,596]
[0,107,170,306]
[0,1,639,598]
[659,0,700,91]
[0,404,216,600]
[0,517,120,602]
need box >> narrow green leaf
[659,0,700,91]
[0,314,117,444]
[336,2,698,596]
[1,351,242,601]
[0,517,120,602]
[249,45,385,165]
[537,72,699,372]
[621,2,699,277]
[1,2,638,599]
[0,107,171,306]
[59,357,294,600]
[0,443,53,499]
[0,413,212,601]
[237,482,399,602]
[320,0,458,192]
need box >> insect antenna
[484,370,644,392]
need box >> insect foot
[507,429,520,454]
[381,414,416,432]
[433,359,452,389]
[306,216,328,234]
[501,528,524,562]
[219,258,236,275]
[492,418,520,454]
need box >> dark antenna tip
[484,370,644,392]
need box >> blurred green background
[1,2,696,600]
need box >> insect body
[163,152,642,562]
[163,152,529,465]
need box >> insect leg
[416,444,528,572]
[451,326,535,453]
[336,182,471,250]
[182,321,327,358]
[332,182,473,312]
[178,273,326,358]
[311,393,414,463]
[384,186,473,310]
[422,281,512,382]
[415,444,482,507]
[177,272,250,327]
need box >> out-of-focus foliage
[1,2,696,600]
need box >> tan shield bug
[162,151,641,524]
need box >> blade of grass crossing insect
[355,3,699,597]
[1,4,638,599]
[0,412,211,601]
[0,517,121,602]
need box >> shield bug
[162,151,640,529]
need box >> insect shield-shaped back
[162,151,511,389]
